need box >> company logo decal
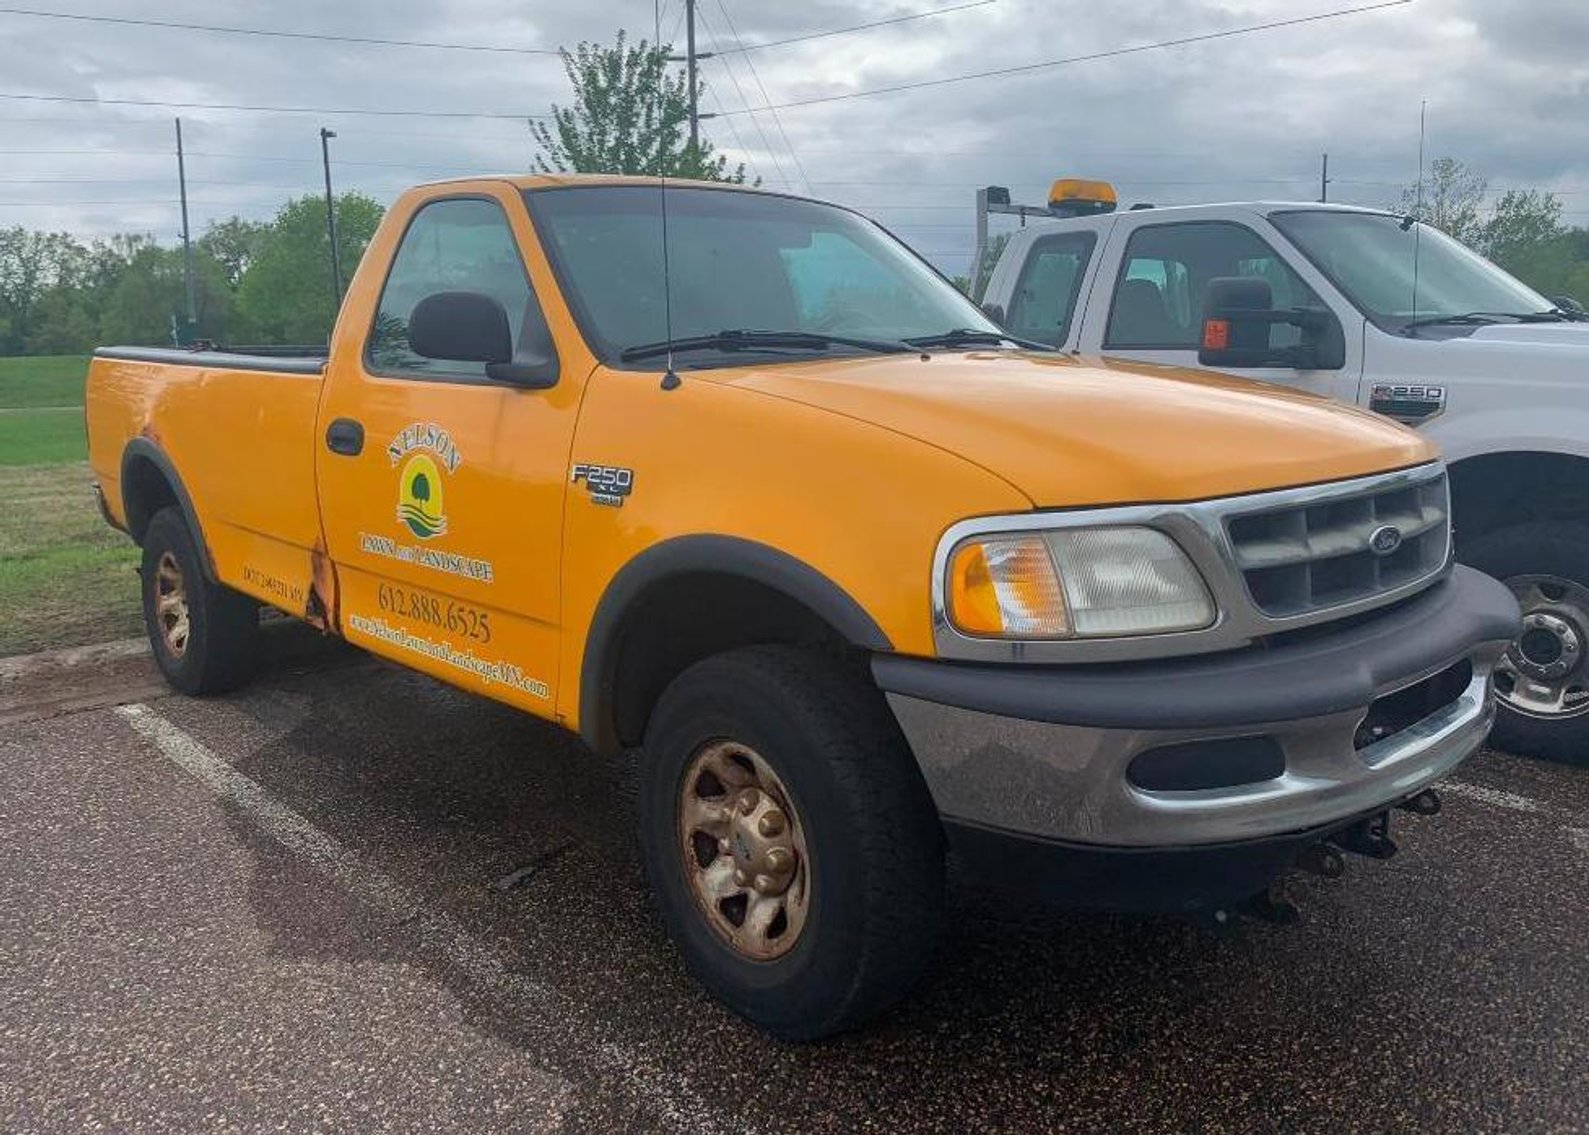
[1368,524,1404,556]
[398,454,447,538]
[388,422,462,540]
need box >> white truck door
[1077,211,1364,406]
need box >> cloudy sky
[3,0,1587,274]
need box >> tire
[1460,521,1589,763]
[140,507,259,695]
[638,645,945,1041]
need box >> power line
[0,5,561,54]
[0,90,548,120]
[714,0,996,54]
[694,8,793,192]
[715,0,1413,114]
[708,0,812,196]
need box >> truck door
[1082,217,1363,405]
[314,188,582,719]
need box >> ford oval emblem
[1369,524,1404,556]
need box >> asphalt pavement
[2,625,1586,1132]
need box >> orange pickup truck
[88,174,1519,1039]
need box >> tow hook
[1397,788,1442,816]
[1331,810,1398,860]
[1296,842,1347,879]
[1240,886,1301,925]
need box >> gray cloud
[0,0,1585,266]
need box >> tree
[1397,157,1486,245]
[199,217,268,290]
[96,244,232,346]
[952,233,1009,299]
[531,31,747,182]
[1479,189,1566,281]
[234,193,384,344]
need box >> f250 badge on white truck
[980,178,1589,760]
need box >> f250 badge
[571,463,635,507]
[1369,383,1446,423]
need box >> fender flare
[578,535,893,754]
[120,438,217,580]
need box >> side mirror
[409,291,512,364]
[408,290,559,388]
[1198,276,1345,371]
[1549,293,1586,317]
[981,301,1006,325]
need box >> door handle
[325,418,365,456]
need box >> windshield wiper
[1404,310,1573,331]
[619,329,912,362]
[903,327,1052,351]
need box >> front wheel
[638,645,945,1041]
[1461,521,1589,763]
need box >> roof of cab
[1028,200,1399,228]
[407,171,784,194]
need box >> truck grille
[1225,470,1450,618]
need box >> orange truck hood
[710,351,1435,508]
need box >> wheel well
[1450,451,1589,548]
[121,454,180,544]
[597,572,857,756]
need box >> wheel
[140,507,259,695]
[638,645,945,1040]
[1460,521,1589,763]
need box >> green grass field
[0,354,89,408]
[0,462,142,655]
[0,356,139,655]
[0,407,87,465]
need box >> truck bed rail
[94,346,327,376]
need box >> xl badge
[571,463,634,507]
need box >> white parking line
[114,702,734,1135]
[1441,781,1549,815]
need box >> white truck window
[1104,222,1322,351]
[1004,232,1096,347]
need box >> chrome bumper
[878,565,1520,849]
[886,664,1498,847]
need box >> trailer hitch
[1397,788,1442,817]
[1331,810,1398,860]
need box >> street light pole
[319,127,342,311]
[175,118,196,334]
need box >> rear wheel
[638,645,945,1040]
[140,507,259,695]
[1461,521,1589,763]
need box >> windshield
[524,185,1002,365]
[1270,209,1553,331]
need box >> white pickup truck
[981,185,1589,760]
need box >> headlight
[947,526,1215,639]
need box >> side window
[368,197,538,379]
[1005,232,1097,347]
[1104,222,1323,350]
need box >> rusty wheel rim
[677,739,811,961]
[154,551,191,659]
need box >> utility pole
[686,0,699,152]
[666,1,713,161]
[175,118,196,336]
[319,127,342,310]
[1319,152,1330,203]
